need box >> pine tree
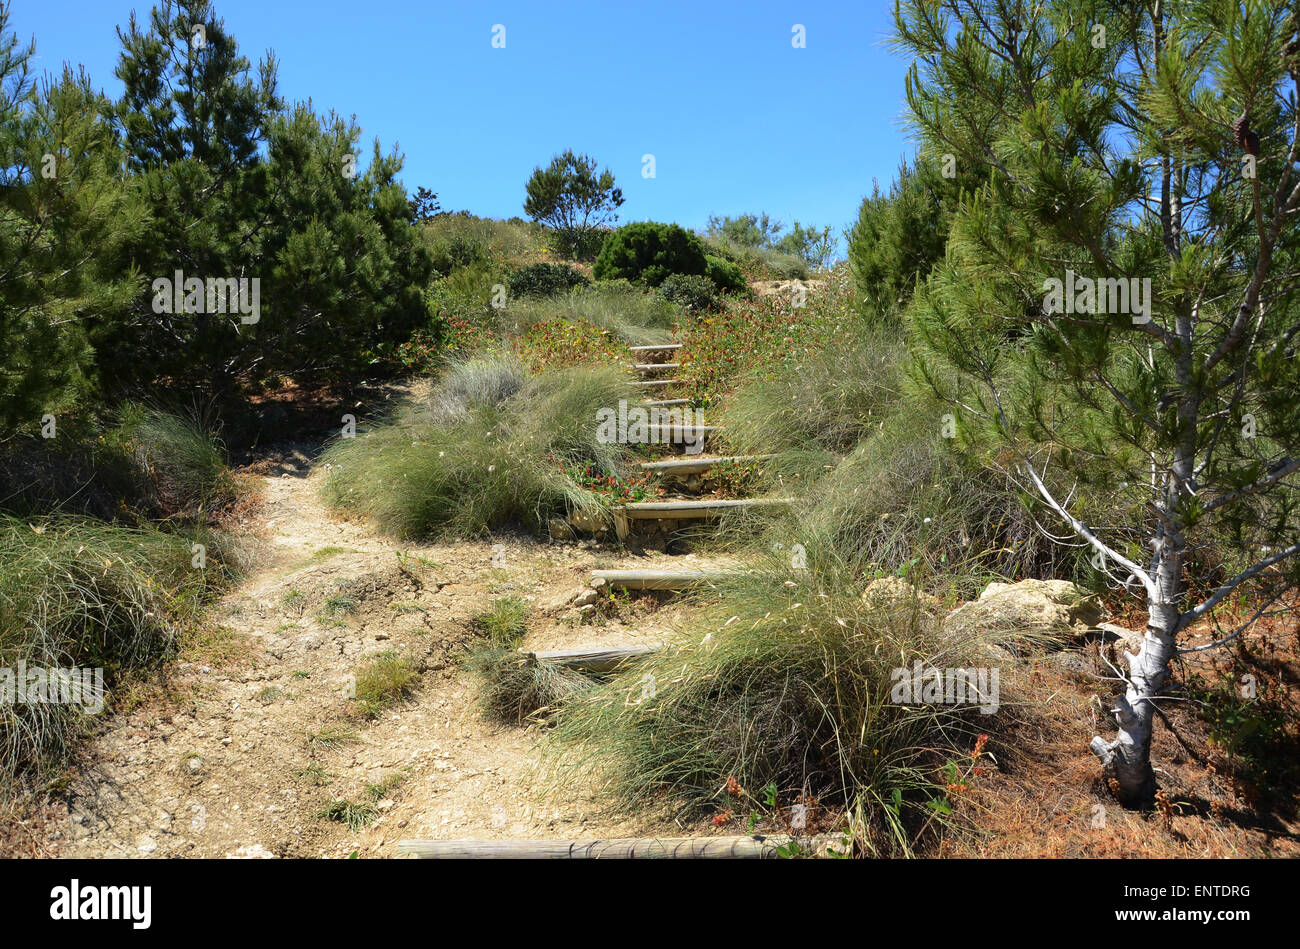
[895,0,1300,804]
[847,156,967,321]
[105,0,432,398]
[0,4,142,431]
[523,149,624,259]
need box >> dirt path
[44,446,722,858]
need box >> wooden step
[631,378,681,388]
[626,343,686,353]
[590,568,737,591]
[525,645,657,674]
[641,423,719,440]
[639,398,692,408]
[397,835,818,859]
[619,498,796,520]
[638,455,774,476]
[629,362,682,373]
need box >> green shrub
[119,404,237,514]
[657,273,721,313]
[423,352,528,424]
[501,282,678,348]
[719,324,903,456]
[848,158,958,322]
[705,255,747,293]
[507,263,590,299]
[428,234,489,275]
[420,212,544,269]
[593,222,708,287]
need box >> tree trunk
[1090,584,1179,806]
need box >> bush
[119,404,238,514]
[428,234,489,275]
[705,255,747,294]
[507,263,590,299]
[321,359,637,538]
[657,273,721,313]
[503,281,678,349]
[421,212,545,269]
[719,324,903,456]
[593,222,708,287]
[848,157,957,322]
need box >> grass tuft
[547,554,1018,855]
[321,359,636,539]
[466,649,598,725]
[352,650,419,718]
[470,595,530,648]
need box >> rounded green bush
[705,255,747,293]
[658,273,721,312]
[593,222,708,287]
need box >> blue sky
[12,0,915,253]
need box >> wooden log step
[630,378,681,388]
[619,498,796,520]
[638,455,774,476]
[590,568,737,591]
[525,645,657,674]
[630,362,682,373]
[641,423,719,439]
[627,343,682,353]
[639,398,692,408]
[397,835,813,859]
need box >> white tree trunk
[1090,529,1184,805]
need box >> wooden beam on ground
[396,835,814,859]
[638,455,775,476]
[627,343,682,353]
[639,423,719,442]
[630,378,681,388]
[639,398,693,408]
[619,498,796,519]
[525,645,657,674]
[591,568,737,591]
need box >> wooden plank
[396,835,811,859]
[591,568,737,590]
[628,343,682,353]
[630,378,681,388]
[620,498,796,519]
[526,645,657,673]
[639,424,719,441]
[639,454,775,476]
[630,362,682,372]
[640,398,693,408]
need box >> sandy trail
[45,447,720,858]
